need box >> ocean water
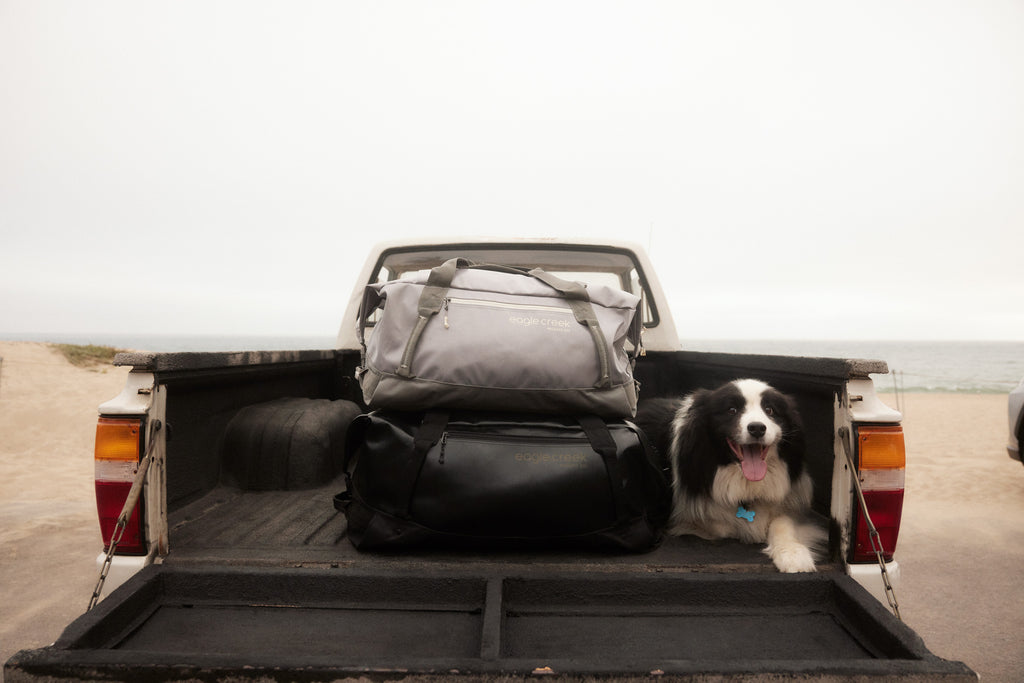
[681,339,1024,395]
[3,332,1022,394]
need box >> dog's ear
[777,392,807,480]
[673,389,718,497]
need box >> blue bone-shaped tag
[736,505,756,522]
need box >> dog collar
[736,504,756,522]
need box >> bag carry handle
[578,415,628,521]
[334,411,451,519]
[381,410,450,520]
[398,258,613,388]
[334,412,372,513]
[399,410,450,518]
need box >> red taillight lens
[95,481,144,553]
[853,489,905,562]
[852,425,905,563]
[94,417,146,555]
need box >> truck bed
[6,347,978,681]
[8,430,978,682]
[166,477,791,571]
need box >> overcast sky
[2,1,1022,343]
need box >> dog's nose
[747,422,767,439]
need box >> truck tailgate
[6,564,975,681]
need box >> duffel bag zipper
[442,297,573,329]
[438,432,448,464]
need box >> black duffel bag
[334,411,670,553]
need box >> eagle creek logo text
[515,452,589,469]
[507,315,573,332]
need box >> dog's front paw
[766,516,820,573]
[769,543,817,573]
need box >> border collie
[635,379,824,573]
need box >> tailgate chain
[87,420,162,612]
[839,426,901,620]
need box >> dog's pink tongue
[737,445,768,481]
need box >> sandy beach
[1,340,1022,681]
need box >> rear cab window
[368,244,658,329]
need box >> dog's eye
[728,407,738,415]
[764,406,775,417]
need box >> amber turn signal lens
[858,425,906,470]
[95,417,141,462]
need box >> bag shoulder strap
[526,268,588,301]
[400,258,613,387]
[356,285,383,359]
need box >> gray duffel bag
[356,258,642,417]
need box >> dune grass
[51,343,126,367]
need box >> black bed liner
[7,564,975,682]
[165,480,782,571]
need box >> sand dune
[1,341,1021,680]
[0,342,132,672]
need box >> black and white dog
[635,379,824,573]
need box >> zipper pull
[443,298,450,329]
[438,432,448,464]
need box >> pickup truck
[6,238,976,681]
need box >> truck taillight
[852,425,905,563]
[94,417,146,555]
